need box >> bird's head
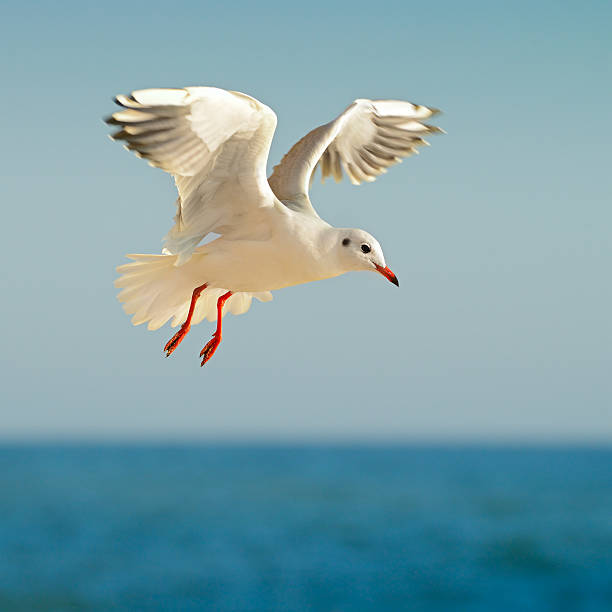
[335,228,399,286]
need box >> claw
[199,333,220,366]
[164,325,189,357]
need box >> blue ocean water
[0,445,610,611]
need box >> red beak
[374,264,399,287]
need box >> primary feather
[107,87,278,264]
[268,98,442,216]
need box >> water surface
[0,445,610,611]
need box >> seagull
[107,87,442,366]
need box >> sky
[0,0,610,442]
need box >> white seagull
[107,87,442,366]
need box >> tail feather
[115,251,272,331]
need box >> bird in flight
[106,87,442,366]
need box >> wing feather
[268,98,442,216]
[106,87,279,263]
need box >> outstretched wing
[267,98,442,217]
[106,87,279,263]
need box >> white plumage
[107,86,442,364]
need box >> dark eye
[342,238,350,246]
[360,243,371,254]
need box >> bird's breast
[202,225,339,292]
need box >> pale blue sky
[1,0,610,441]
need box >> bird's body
[107,86,442,365]
[193,210,343,292]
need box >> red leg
[164,283,208,357]
[199,291,233,366]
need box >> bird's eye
[361,244,371,254]
[342,238,350,246]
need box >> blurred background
[1,0,610,609]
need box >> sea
[0,445,610,611]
